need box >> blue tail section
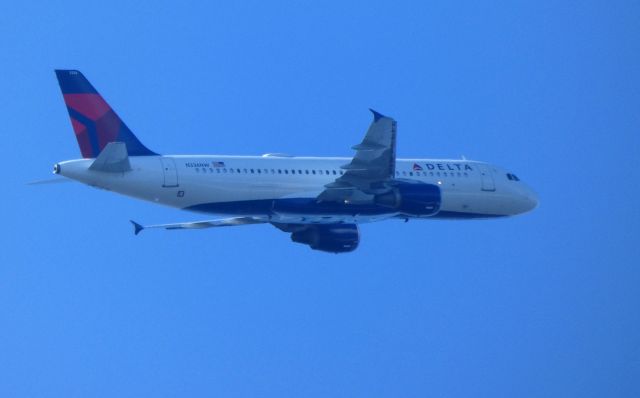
[55,70,157,158]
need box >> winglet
[130,220,144,235]
[369,108,386,122]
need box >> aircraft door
[478,164,495,191]
[160,157,179,187]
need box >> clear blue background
[1,1,639,397]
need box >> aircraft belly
[269,213,397,224]
[439,189,514,216]
[439,190,484,214]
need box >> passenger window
[312,170,316,175]
[409,172,413,176]
[285,170,288,174]
[278,169,282,174]
[305,170,309,174]
[325,170,330,175]
[332,170,337,175]
[250,169,254,173]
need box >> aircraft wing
[130,217,359,253]
[318,109,396,202]
[130,216,267,235]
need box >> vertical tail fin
[55,70,157,158]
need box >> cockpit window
[506,173,520,181]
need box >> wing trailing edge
[130,216,268,234]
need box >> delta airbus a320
[51,70,538,253]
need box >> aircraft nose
[520,185,539,213]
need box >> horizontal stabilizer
[130,216,267,234]
[89,142,131,172]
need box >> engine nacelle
[374,182,441,216]
[290,224,359,253]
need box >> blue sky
[1,1,639,397]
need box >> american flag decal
[212,161,225,168]
[413,163,423,171]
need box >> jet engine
[288,224,360,253]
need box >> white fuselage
[56,154,538,224]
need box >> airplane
[51,69,538,253]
